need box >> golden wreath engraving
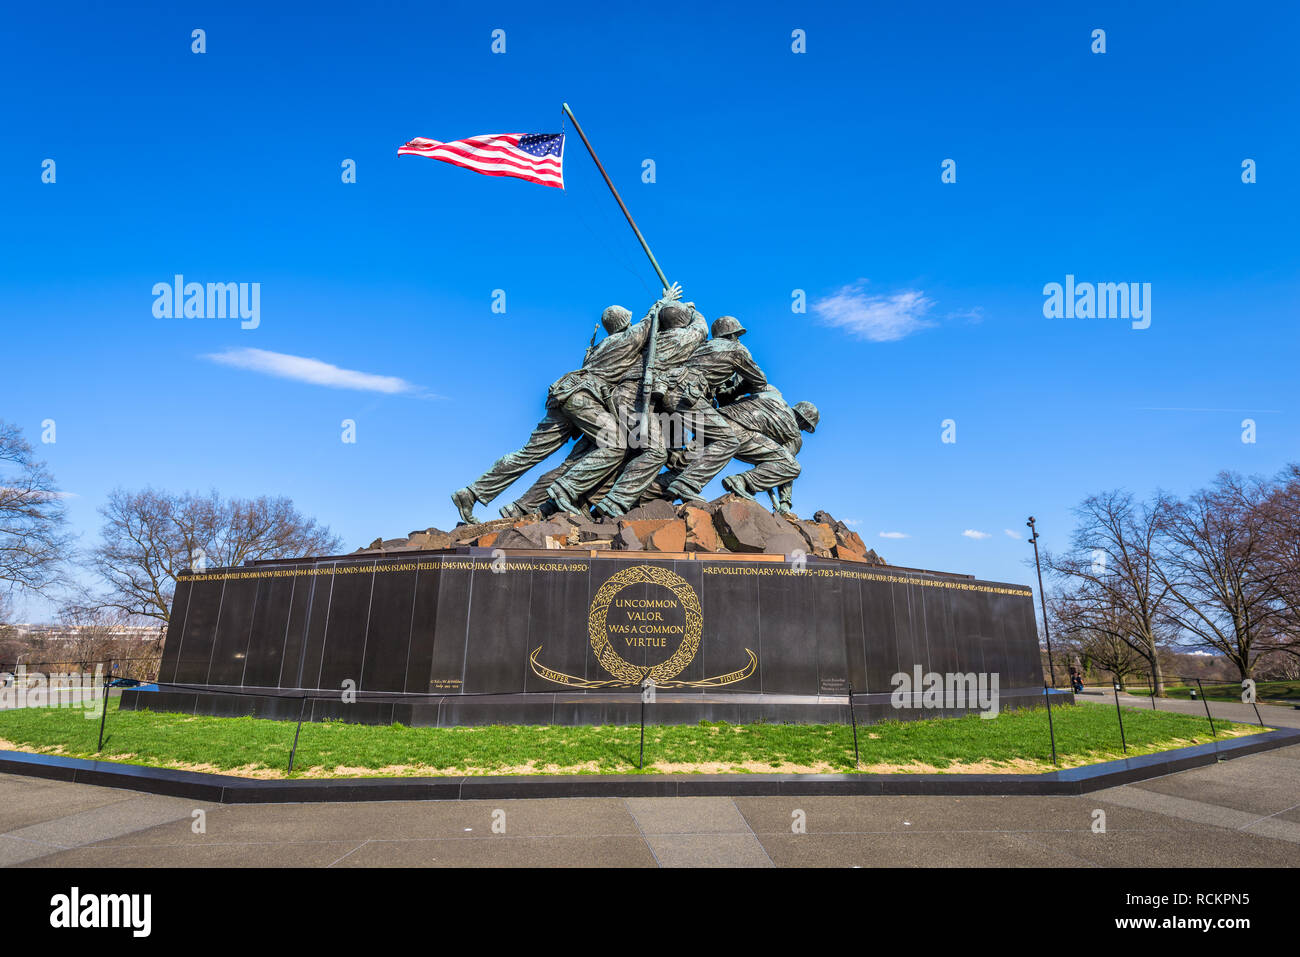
[529,564,757,689]
[590,564,701,683]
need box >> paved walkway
[1075,689,1300,729]
[3,740,1297,867]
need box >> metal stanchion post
[1195,678,1216,740]
[1026,517,1056,686]
[638,692,646,770]
[1113,682,1128,754]
[288,695,308,775]
[96,659,111,753]
[1043,685,1058,767]
[847,680,860,767]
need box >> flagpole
[562,103,669,292]
[562,102,671,411]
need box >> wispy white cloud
[842,518,862,526]
[1136,407,1282,413]
[944,307,985,323]
[0,488,77,501]
[204,348,426,396]
[962,529,991,540]
[1003,528,1021,540]
[879,531,909,539]
[812,282,936,342]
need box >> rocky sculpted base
[357,496,886,563]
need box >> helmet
[658,304,691,330]
[711,315,746,339]
[601,305,631,334]
[793,401,819,433]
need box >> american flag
[398,133,565,189]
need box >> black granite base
[123,548,1048,726]
[120,687,1070,727]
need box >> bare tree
[1155,472,1287,679]
[0,592,22,666]
[1254,649,1300,681]
[1043,490,1172,694]
[51,603,164,678]
[0,420,72,596]
[54,603,126,674]
[1258,464,1300,645]
[92,488,342,623]
[1051,595,1151,689]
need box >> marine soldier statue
[648,314,769,505]
[639,312,818,514]
[716,388,819,512]
[450,285,680,524]
[450,292,818,525]
[570,302,708,517]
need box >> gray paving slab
[624,796,752,834]
[644,832,774,867]
[735,794,1214,836]
[1093,785,1265,831]
[735,795,925,834]
[1124,754,1300,816]
[1250,742,1300,763]
[88,797,642,847]
[331,835,658,867]
[5,792,218,850]
[3,744,1299,867]
[1026,825,1299,867]
[1275,805,1300,825]
[0,834,67,867]
[22,840,363,868]
[622,796,775,866]
[1093,783,1300,845]
[754,830,1082,867]
[1240,816,1300,845]
[0,775,135,831]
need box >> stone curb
[1,727,1295,804]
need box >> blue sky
[2,1,1297,619]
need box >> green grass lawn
[0,699,1265,779]
[1156,680,1300,703]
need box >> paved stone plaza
[2,728,1297,868]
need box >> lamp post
[1026,516,1057,686]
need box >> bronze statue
[717,389,818,513]
[569,301,711,517]
[450,286,679,524]
[648,314,769,504]
[451,290,818,525]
